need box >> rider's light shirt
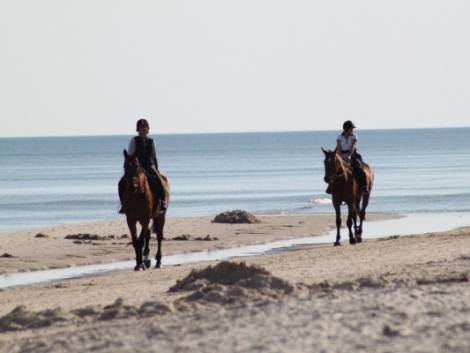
[337,133,358,153]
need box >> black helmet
[343,120,356,130]
[136,118,150,131]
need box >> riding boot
[118,177,126,214]
[326,183,332,194]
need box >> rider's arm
[335,140,342,155]
[128,138,136,155]
[152,140,159,170]
[349,139,357,159]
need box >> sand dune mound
[212,210,260,224]
[170,262,293,305]
[99,298,172,320]
[0,299,173,332]
[99,298,139,320]
[0,306,67,332]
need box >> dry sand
[0,216,469,353]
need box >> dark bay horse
[122,150,170,270]
[322,148,374,246]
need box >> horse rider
[118,118,167,213]
[325,120,368,194]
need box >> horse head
[322,147,336,183]
[322,147,349,184]
[123,149,143,193]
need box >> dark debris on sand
[0,253,14,258]
[170,234,219,241]
[212,210,260,224]
[34,233,49,239]
[65,233,115,241]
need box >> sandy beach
[0,214,469,352]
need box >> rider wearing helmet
[118,119,166,213]
[325,120,368,194]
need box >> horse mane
[334,153,352,181]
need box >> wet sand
[0,214,390,275]
[0,218,469,353]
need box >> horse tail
[363,163,374,192]
[159,171,170,203]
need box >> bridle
[124,159,145,194]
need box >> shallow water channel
[1,213,469,289]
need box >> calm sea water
[0,128,469,231]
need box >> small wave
[310,198,332,205]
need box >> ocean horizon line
[1,125,470,139]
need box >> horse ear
[123,149,128,158]
[321,147,327,155]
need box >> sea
[0,128,469,232]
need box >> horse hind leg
[127,219,144,271]
[154,214,165,268]
[354,198,361,241]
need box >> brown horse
[322,148,373,246]
[122,150,170,270]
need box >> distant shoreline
[1,125,470,139]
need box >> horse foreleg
[127,218,143,271]
[142,224,151,269]
[347,202,357,245]
[138,221,151,270]
[334,202,341,246]
[154,214,165,268]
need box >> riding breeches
[351,153,367,187]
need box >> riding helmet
[136,118,150,131]
[343,120,356,130]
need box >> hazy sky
[1,1,469,137]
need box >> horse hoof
[155,263,161,269]
[333,242,341,247]
[350,238,356,245]
[144,259,151,268]
[356,237,363,243]
[134,264,144,271]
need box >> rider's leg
[148,169,167,210]
[351,155,368,193]
[118,176,126,214]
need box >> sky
[1,0,469,137]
